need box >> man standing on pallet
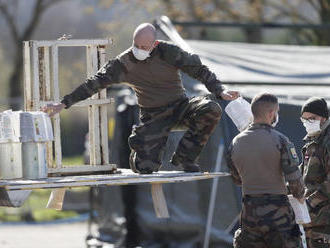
[227,93,305,248]
[43,23,239,174]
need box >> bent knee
[203,101,222,119]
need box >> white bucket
[225,97,253,132]
[0,110,53,179]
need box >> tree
[267,0,330,45]
[160,0,330,45]
[0,0,66,110]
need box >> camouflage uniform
[129,94,221,173]
[227,124,305,248]
[234,194,302,248]
[300,120,330,248]
[61,41,224,173]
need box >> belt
[243,194,288,203]
[140,95,188,112]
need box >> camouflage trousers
[128,95,222,174]
[305,227,330,248]
[234,194,303,248]
[304,200,330,247]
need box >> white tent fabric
[186,40,330,104]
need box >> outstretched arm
[43,58,126,117]
[159,42,239,101]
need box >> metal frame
[23,39,116,175]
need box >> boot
[170,155,201,173]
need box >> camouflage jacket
[61,40,225,108]
[227,123,305,199]
[300,119,330,226]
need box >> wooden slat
[48,164,116,174]
[50,45,62,169]
[23,41,32,111]
[43,47,54,168]
[0,170,229,191]
[151,184,169,218]
[32,39,112,48]
[40,99,113,108]
[46,188,66,210]
[38,47,54,168]
[98,46,109,165]
[87,45,101,165]
[31,42,40,111]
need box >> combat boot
[170,155,201,173]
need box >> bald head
[133,23,156,51]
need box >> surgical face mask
[302,119,321,135]
[132,46,151,61]
[271,113,279,127]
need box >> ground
[0,222,87,248]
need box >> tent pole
[203,139,225,248]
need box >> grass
[0,156,87,222]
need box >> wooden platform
[0,169,230,191]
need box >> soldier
[226,93,305,248]
[42,23,239,174]
[300,97,330,248]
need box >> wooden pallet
[0,170,229,217]
[0,169,229,191]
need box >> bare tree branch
[306,0,320,12]
[41,0,67,12]
[0,3,19,41]
[266,1,316,24]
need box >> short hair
[251,93,278,118]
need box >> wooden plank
[98,46,109,165]
[87,45,101,165]
[50,45,62,169]
[31,42,40,111]
[43,46,51,101]
[32,39,112,48]
[48,164,116,174]
[151,184,169,218]
[40,99,113,108]
[38,47,54,169]
[0,170,230,190]
[46,188,66,210]
[43,46,54,168]
[23,41,32,111]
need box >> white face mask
[271,113,279,127]
[303,120,321,135]
[132,46,151,61]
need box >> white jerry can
[0,143,23,179]
[0,110,53,179]
[225,97,253,132]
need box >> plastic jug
[225,97,253,132]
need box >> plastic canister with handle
[225,97,253,132]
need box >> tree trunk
[316,0,330,45]
[244,0,263,43]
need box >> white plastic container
[225,97,253,132]
[0,143,23,179]
[0,110,53,179]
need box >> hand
[41,103,66,117]
[220,90,240,101]
[298,197,306,204]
